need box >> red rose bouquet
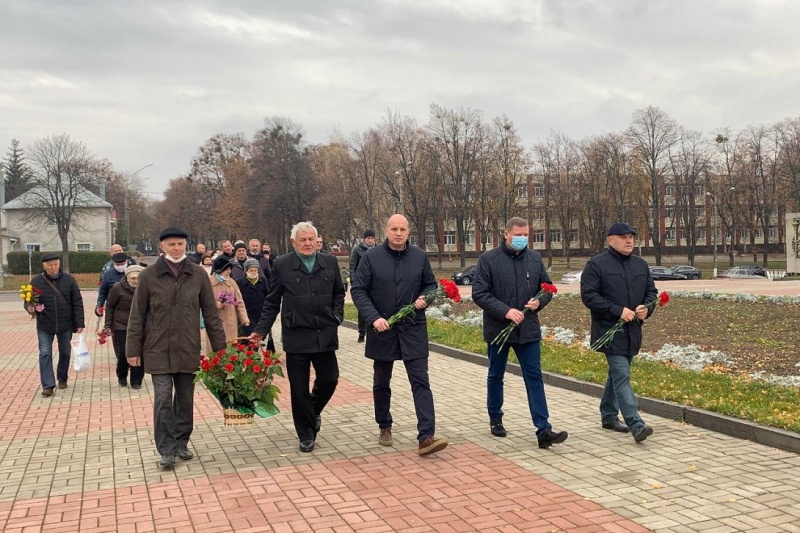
[385,278,461,328]
[97,328,112,345]
[590,291,670,351]
[491,282,559,350]
[194,339,283,418]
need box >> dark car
[672,265,702,280]
[736,264,767,277]
[451,265,477,285]
[649,267,688,281]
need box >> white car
[561,271,582,284]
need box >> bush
[6,251,108,274]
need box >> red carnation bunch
[491,282,559,350]
[590,291,670,351]
[384,278,461,328]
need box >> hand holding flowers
[380,278,461,331]
[20,284,44,319]
[492,282,558,350]
[590,291,670,351]
[217,290,239,308]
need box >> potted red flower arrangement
[194,339,283,425]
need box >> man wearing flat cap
[27,253,85,397]
[96,252,130,318]
[127,227,227,468]
[580,222,658,443]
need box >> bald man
[351,214,448,456]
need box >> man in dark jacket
[96,252,129,316]
[581,222,658,443]
[187,243,206,264]
[472,217,568,449]
[248,221,345,453]
[127,227,227,468]
[351,214,448,456]
[349,228,376,342]
[28,253,85,396]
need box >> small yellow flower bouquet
[20,284,44,319]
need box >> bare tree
[24,134,97,272]
[669,128,710,264]
[625,106,679,265]
[741,124,782,265]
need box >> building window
[483,232,494,244]
[665,206,675,219]
[532,183,544,198]
[516,184,527,198]
[664,229,675,241]
[531,209,544,220]
[665,184,675,196]
[568,230,577,243]
[754,228,763,238]
[694,206,704,218]
[26,244,42,252]
[425,233,437,247]
[549,230,561,243]
[532,231,545,244]
[465,232,475,245]
[694,184,705,196]
[769,226,778,239]
[76,243,92,252]
[444,231,456,245]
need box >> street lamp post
[125,163,153,250]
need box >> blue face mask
[214,273,226,282]
[510,236,528,251]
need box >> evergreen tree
[2,139,33,201]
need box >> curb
[341,320,800,455]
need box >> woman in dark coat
[105,265,145,388]
[236,258,269,337]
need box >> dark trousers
[112,330,144,386]
[373,358,436,442]
[357,313,366,335]
[152,373,195,456]
[286,351,339,442]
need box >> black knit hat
[363,228,376,238]
[233,242,247,251]
[212,256,234,274]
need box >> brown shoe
[57,381,67,389]
[41,387,55,397]
[417,435,448,456]
[379,427,393,446]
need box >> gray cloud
[1,0,798,195]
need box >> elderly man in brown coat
[127,227,227,468]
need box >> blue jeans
[600,354,644,430]
[487,341,551,436]
[38,329,72,389]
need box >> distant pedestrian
[208,256,249,353]
[349,228,376,342]
[96,252,129,317]
[580,222,657,443]
[351,214,448,456]
[28,253,85,397]
[200,253,214,275]
[472,217,568,449]
[126,227,227,468]
[104,265,145,389]
[236,258,268,338]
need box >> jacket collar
[607,246,632,261]
[501,242,526,259]
[290,251,324,274]
[382,239,408,257]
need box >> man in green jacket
[127,227,227,468]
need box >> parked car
[561,271,583,284]
[735,264,767,277]
[649,267,688,281]
[718,267,764,279]
[672,265,702,280]
[451,265,477,285]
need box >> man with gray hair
[127,227,227,468]
[249,221,345,453]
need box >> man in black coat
[28,253,85,397]
[349,228,376,343]
[581,222,658,443]
[351,214,448,456]
[472,217,568,449]
[249,221,345,453]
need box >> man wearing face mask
[472,217,568,450]
[96,252,130,317]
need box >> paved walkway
[1,292,799,532]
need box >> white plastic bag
[71,333,91,373]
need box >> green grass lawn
[345,304,800,433]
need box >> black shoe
[57,381,67,389]
[632,425,654,443]
[175,447,194,460]
[131,384,142,390]
[602,419,630,433]
[41,387,55,397]
[299,440,315,453]
[537,429,568,449]
[490,419,507,437]
[314,415,321,436]
[159,454,175,468]
[118,379,128,387]
[357,333,365,343]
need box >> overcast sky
[2,0,798,197]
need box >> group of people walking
[29,214,657,469]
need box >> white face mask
[246,272,259,280]
[164,254,187,264]
[114,264,127,273]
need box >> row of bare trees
[156,105,800,267]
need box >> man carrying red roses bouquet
[472,217,568,450]
[580,222,658,443]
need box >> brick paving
[1,291,799,532]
